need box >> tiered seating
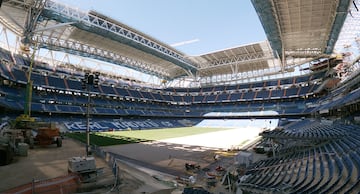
[12,68,27,83]
[0,85,22,96]
[56,94,75,103]
[66,78,83,91]
[0,97,23,110]
[205,93,216,102]
[100,85,117,95]
[217,92,229,102]
[295,75,310,83]
[0,47,330,117]
[266,80,279,87]
[31,72,47,86]
[162,93,173,102]
[47,76,66,89]
[280,77,294,85]
[255,90,270,99]
[0,79,315,117]
[0,61,11,79]
[94,107,117,115]
[183,95,192,103]
[172,95,183,103]
[193,95,204,103]
[285,87,299,96]
[242,90,255,100]
[127,89,142,98]
[150,92,164,101]
[261,121,350,140]
[61,117,195,131]
[0,60,322,105]
[229,92,241,101]
[238,120,360,193]
[56,104,83,113]
[270,89,284,98]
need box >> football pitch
[99,127,234,141]
[67,126,262,149]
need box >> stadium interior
[1,0,360,193]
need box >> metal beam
[0,8,25,32]
[40,0,198,74]
[325,0,351,54]
[200,52,274,70]
[251,0,282,58]
[22,0,46,45]
[33,22,75,33]
[35,35,171,80]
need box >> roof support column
[22,0,46,48]
[281,43,285,73]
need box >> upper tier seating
[0,48,330,117]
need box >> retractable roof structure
[0,0,352,83]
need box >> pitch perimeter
[101,126,263,150]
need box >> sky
[58,0,267,56]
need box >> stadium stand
[238,119,360,193]
[1,0,360,193]
[0,49,327,119]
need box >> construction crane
[0,1,65,165]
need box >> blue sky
[58,0,267,56]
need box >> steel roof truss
[204,52,270,68]
[43,1,196,70]
[0,8,25,32]
[35,35,170,79]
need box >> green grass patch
[66,127,234,147]
[101,127,234,141]
[66,133,148,146]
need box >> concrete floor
[0,138,109,192]
[0,128,264,193]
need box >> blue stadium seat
[31,72,47,86]
[270,89,283,98]
[66,78,83,91]
[47,76,66,89]
[255,90,270,99]
[242,90,255,100]
[285,87,299,96]
[280,77,294,85]
[162,94,173,102]
[229,92,242,101]
[295,75,310,83]
[217,93,229,102]
[252,82,264,88]
[12,68,27,83]
[183,95,192,103]
[193,95,205,103]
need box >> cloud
[170,39,200,47]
